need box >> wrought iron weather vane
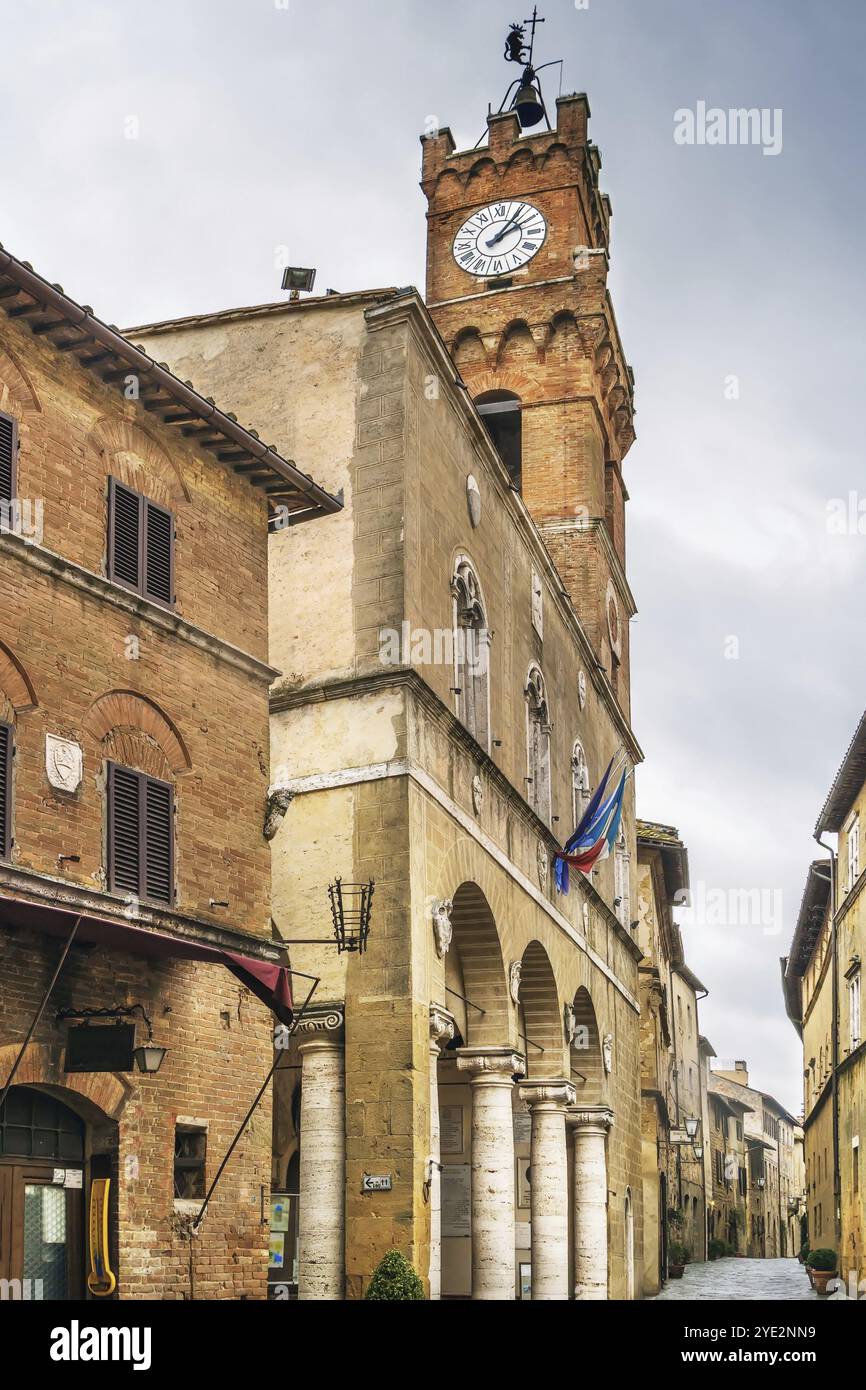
[498,7,559,132]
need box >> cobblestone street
[652,1258,818,1301]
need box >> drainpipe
[814,835,841,1251]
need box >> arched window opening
[571,740,590,827]
[451,560,490,752]
[475,391,522,491]
[525,666,551,825]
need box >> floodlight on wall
[281,266,317,300]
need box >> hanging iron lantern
[328,878,375,955]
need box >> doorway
[0,1087,85,1298]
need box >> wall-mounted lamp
[281,266,316,300]
[685,1116,700,1140]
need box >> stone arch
[85,690,192,776]
[0,1042,132,1121]
[87,415,190,509]
[539,142,571,172]
[546,310,581,360]
[448,882,510,1048]
[0,343,41,416]
[463,365,543,404]
[0,637,38,715]
[503,146,537,178]
[517,940,566,1077]
[570,985,604,1102]
[433,169,464,206]
[452,327,489,371]
[497,319,538,367]
[464,156,497,193]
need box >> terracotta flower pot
[806,1266,815,1286]
[668,1264,685,1279]
[812,1269,838,1296]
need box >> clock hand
[486,217,523,249]
[486,213,538,249]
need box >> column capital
[456,1046,525,1084]
[518,1078,576,1110]
[429,1004,456,1050]
[296,1003,345,1049]
[567,1104,614,1134]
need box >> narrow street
[652,1258,818,1301]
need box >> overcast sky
[3,0,864,1112]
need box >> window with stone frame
[571,740,590,829]
[451,559,490,751]
[850,971,862,1051]
[525,665,552,824]
[847,812,860,892]
[614,825,630,926]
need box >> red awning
[0,896,293,1025]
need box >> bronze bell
[512,79,545,129]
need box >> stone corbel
[430,1004,456,1051]
[264,786,295,841]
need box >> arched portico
[515,941,574,1299]
[434,881,521,1301]
[566,986,614,1299]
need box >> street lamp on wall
[685,1116,700,1140]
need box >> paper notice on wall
[441,1163,471,1238]
[64,1170,83,1189]
[440,1105,464,1155]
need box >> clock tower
[421,52,637,715]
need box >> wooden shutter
[108,478,142,591]
[144,777,173,904]
[108,763,142,895]
[108,763,173,904]
[144,500,173,606]
[0,723,12,859]
[0,411,17,503]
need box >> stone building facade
[636,821,709,1293]
[0,247,338,1298]
[784,711,866,1288]
[706,1078,749,1256]
[134,86,648,1299]
[710,1063,802,1258]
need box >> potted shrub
[708,1237,729,1262]
[807,1248,838,1296]
[797,1241,810,1265]
[668,1241,691,1279]
[364,1249,426,1300]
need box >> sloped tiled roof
[0,242,342,524]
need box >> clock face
[452,200,547,279]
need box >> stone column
[456,1046,525,1300]
[568,1105,614,1300]
[428,1005,456,1301]
[297,1008,346,1300]
[518,1079,576,1300]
